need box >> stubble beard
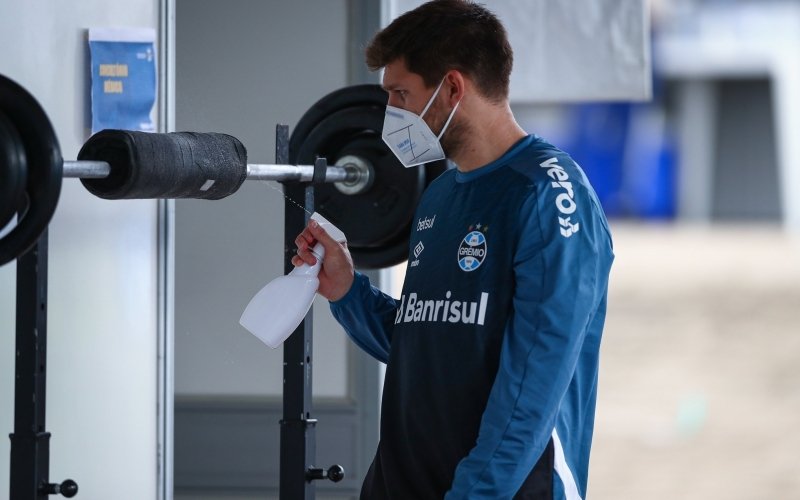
[425,95,468,162]
[441,118,468,161]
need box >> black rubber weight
[291,85,420,269]
[297,106,424,246]
[0,109,27,230]
[0,74,62,267]
[290,84,451,269]
[289,84,391,161]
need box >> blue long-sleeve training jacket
[330,135,614,499]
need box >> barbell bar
[1,73,448,269]
[61,159,368,185]
[1,125,374,267]
[73,129,377,200]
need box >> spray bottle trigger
[310,212,347,244]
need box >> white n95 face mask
[382,77,461,168]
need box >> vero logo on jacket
[540,157,580,238]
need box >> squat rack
[9,125,343,499]
[4,74,416,500]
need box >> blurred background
[388,1,800,497]
[518,1,800,498]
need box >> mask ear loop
[419,77,447,119]
[436,100,461,140]
[418,76,461,139]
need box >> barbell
[0,74,448,268]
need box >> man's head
[366,0,513,103]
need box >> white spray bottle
[239,212,347,348]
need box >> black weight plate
[293,104,425,269]
[0,74,62,266]
[290,84,454,269]
[324,133,421,248]
[0,109,27,230]
[299,106,424,247]
[289,84,390,161]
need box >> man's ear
[443,70,466,105]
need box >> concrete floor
[589,223,800,500]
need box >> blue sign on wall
[89,28,156,134]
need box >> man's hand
[292,218,355,301]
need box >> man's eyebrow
[383,83,403,92]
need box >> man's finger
[295,234,311,252]
[295,247,318,265]
[308,219,339,246]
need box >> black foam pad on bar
[77,130,248,200]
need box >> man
[293,1,614,498]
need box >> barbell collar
[62,160,358,184]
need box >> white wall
[174,0,350,398]
[0,1,161,499]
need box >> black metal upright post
[9,232,51,500]
[278,124,317,500]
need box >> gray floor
[590,223,800,499]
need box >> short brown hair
[365,0,513,102]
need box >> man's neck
[451,102,527,173]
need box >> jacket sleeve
[446,181,612,498]
[329,271,398,364]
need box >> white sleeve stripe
[552,428,583,500]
